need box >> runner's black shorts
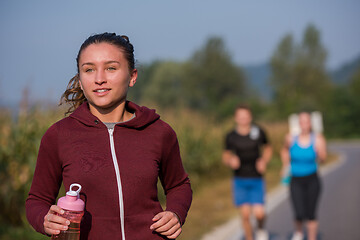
[290,172,321,221]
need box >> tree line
[129,23,360,138]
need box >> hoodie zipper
[108,128,126,240]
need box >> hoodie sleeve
[25,123,62,235]
[158,123,192,226]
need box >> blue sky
[0,0,359,105]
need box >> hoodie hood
[69,101,160,129]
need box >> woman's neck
[298,131,312,145]
[300,130,311,137]
[89,101,132,123]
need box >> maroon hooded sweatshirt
[26,101,192,240]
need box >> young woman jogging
[281,112,326,240]
[26,32,192,240]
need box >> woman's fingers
[150,211,181,237]
[44,205,70,235]
[167,227,182,239]
[156,221,181,238]
[49,205,64,214]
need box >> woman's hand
[44,205,70,236]
[150,211,181,239]
[315,134,327,163]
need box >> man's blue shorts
[232,177,266,206]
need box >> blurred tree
[127,61,162,103]
[349,67,360,99]
[325,67,360,137]
[348,68,360,135]
[183,37,247,118]
[269,24,331,117]
[141,61,186,108]
[269,34,295,116]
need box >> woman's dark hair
[60,32,135,114]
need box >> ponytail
[59,74,86,115]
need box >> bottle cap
[57,183,85,212]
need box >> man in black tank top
[223,105,272,240]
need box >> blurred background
[0,1,359,239]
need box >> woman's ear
[129,69,138,87]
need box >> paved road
[266,142,360,240]
[202,142,360,240]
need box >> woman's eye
[85,68,94,73]
[107,67,116,71]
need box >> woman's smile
[93,88,111,95]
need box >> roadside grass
[0,106,338,240]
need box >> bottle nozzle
[66,183,82,197]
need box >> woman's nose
[95,70,106,84]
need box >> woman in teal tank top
[281,112,327,240]
[289,133,318,177]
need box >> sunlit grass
[0,105,337,240]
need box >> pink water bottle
[51,183,85,240]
